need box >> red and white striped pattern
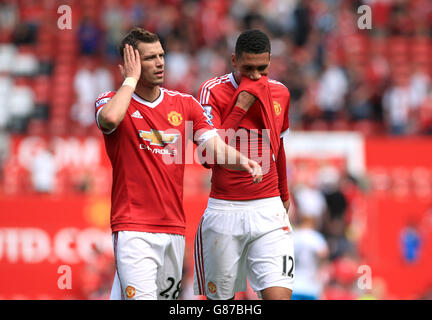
[199,74,231,106]
[113,231,125,300]
[194,216,206,296]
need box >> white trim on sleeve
[96,107,116,135]
[195,129,218,146]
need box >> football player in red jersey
[193,30,294,300]
[95,27,262,300]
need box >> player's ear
[231,53,237,69]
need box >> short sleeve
[198,84,222,129]
[95,91,116,134]
[188,96,218,145]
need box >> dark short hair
[235,29,271,58]
[118,27,160,60]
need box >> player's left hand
[283,199,290,213]
[247,159,262,183]
[236,91,257,112]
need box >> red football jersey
[198,73,290,200]
[95,88,216,235]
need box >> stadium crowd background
[0,0,431,300]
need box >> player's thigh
[114,231,165,300]
[194,213,248,299]
[156,234,185,300]
[247,229,295,296]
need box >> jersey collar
[228,72,239,89]
[132,88,164,108]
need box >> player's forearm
[206,136,249,171]
[276,138,289,202]
[221,106,247,131]
[198,136,262,183]
[98,84,135,130]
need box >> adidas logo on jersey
[131,110,143,119]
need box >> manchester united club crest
[125,285,136,299]
[273,101,281,116]
[208,281,217,294]
[168,111,183,126]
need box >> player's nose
[249,71,262,80]
[156,56,164,67]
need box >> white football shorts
[193,196,295,300]
[110,231,185,300]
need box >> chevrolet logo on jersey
[139,129,179,146]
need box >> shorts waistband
[207,196,282,210]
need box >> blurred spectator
[409,64,430,110]
[71,58,114,127]
[101,0,127,61]
[29,142,57,193]
[0,74,14,130]
[8,77,35,133]
[0,0,18,41]
[77,16,102,56]
[292,207,329,300]
[0,44,16,73]
[318,166,351,260]
[12,23,37,45]
[382,76,415,135]
[316,56,349,123]
[12,48,39,77]
[347,82,374,122]
[164,35,193,91]
[291,0,311,47]
[294,183,327,225]
[400,220,422,264]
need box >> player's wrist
[122,77,138,89]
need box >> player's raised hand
[119,44,141,81]
[246,159,263,184]
[236,91,257,112]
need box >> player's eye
[257,65,267,71]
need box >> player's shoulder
[199,74,232,93]
[96,90,116,101]
[199,73,232,104]
[268,78,289,92]
[161,87,201,105]
[95,90,116,109]
[269,79,290,103]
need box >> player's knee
[261,286,292,300]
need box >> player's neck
[233,71,241,85]
[134,83,161,102]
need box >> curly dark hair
[118,27,160,60]
[235,29,271,58]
